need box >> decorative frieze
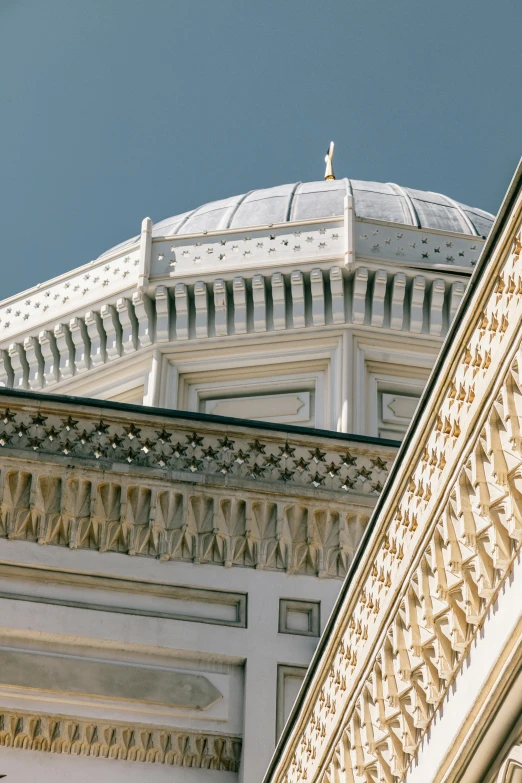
[0,463,370,576]
[0,395,395,576]
[0,401,394,494]
[0,709,241,770]
[0,265,468,392]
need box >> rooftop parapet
[0,389,398,577]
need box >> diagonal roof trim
[262,157,522,782]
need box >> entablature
[0,390,398,577]
[0,265,468,395]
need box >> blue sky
[1,0,521,298]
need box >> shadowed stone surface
[0,649,223,709]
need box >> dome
[101,179,495,257]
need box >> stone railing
[264,188,522,778]
[0,207,480,391]
[0,219,469,392]
[0,391,397,578]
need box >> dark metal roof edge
[262,157,522,782]
[0,386,400,448]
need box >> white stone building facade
[0,171,511,783]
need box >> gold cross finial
[324,141,335,180]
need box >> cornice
[0,391,397,575]
[0,260,468,392]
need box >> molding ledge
[0,393,396,577]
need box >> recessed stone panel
[276,664,308,740]
[0,649,223,710]
[279,599,320,637]
[205,391,310,424]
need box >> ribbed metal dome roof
[101,179,495,257]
